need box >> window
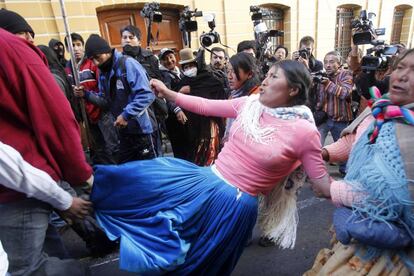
[261,7,284,54]
[335,7,354,61]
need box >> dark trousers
[117,133,156,164]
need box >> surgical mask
[183,67,197,78]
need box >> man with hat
[74,34,157,163]
[175,48,227,166]
[49,38,68,67]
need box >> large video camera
[179,6,203,47]
[140,2,163,23]
[199,13,220,48]
[351,10,385,45]
[360,42,399,72]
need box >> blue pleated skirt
[91,157,258,275]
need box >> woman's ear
[289,87,299,97]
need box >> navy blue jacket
[85,50,155,134]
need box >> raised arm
[150,79,242,118]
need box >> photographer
[292,36,323,73]
[316,51,353,151]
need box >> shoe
[258,236,275,247]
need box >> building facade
[1,0,413,60]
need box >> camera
[200,13,220,48]
[179,6,203,33]
[140,2,163,23]
[360,43,399,71]
[249,5,283,69]
[297,48,311,60]
[311,70,328,83]
[351,10,385,45]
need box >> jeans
[318,118,349,173]
[0,198,88,276]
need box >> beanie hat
[0,9,35,38]
[85,34,111,58]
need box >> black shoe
[258,236,275,247]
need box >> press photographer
[292,36,323,73]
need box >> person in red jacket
[0,18,93,276]
[65,32,119,164]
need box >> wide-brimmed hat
[159,48,174,60]
[178,48,196,65]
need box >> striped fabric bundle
[368,86,414,143]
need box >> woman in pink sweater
[91,60,331,275]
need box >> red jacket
[65,58,101,123]
[0,29,92,203]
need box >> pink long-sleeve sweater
[176,94,328,196]
[327,115,374,206]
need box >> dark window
[390,9,404,44]
[335,8,354,61]
[261,7,284,53]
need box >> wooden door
[97,6,183,56]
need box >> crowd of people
[0,7,414,276]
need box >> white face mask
[183,67,198,78]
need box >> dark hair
[274,45,288,57]
[210,46,226,57]
[271,60,311,106]
[299,36,314,47]
[229,52,259,81]
[120,25,141,41]
[237,40,256,53]
[64,32,84,48]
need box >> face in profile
[259,65,293,108]
[389,52,414,106]
[91,53,112,67]
[227,63,251,91]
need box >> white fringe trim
[258,167,307,249]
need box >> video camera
[360,43,399,71]
[140,2,163,23]
[179,6,203,47]
[199,13,220,48]
[311,70,328,83]
[179,6,203,33]
[351,10,385,45]
[249,5,283,71]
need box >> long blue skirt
[91,157,258,275]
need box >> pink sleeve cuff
[324,134,354,163]
[330,180,365,207]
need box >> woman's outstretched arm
[150,79,242,118]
